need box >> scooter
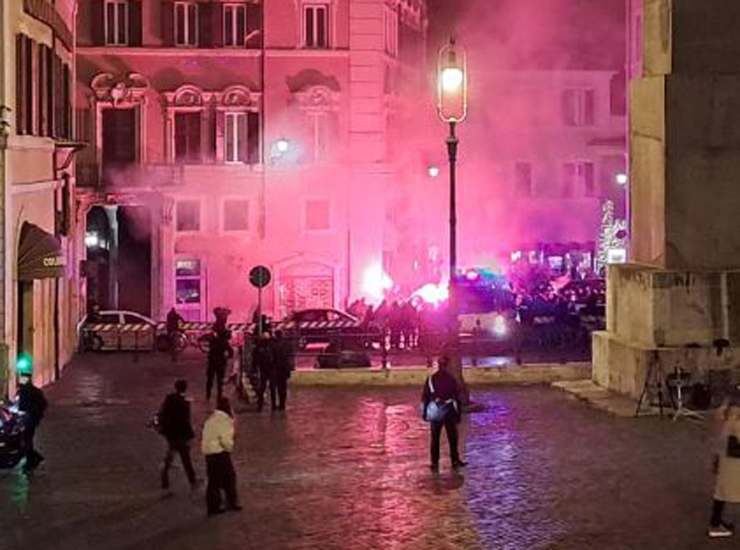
[0,403,27,468]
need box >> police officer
[16,370,47,474]
[205,328,233,402]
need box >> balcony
[77,162,185,189]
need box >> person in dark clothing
[253,333,276,411]
[166,307,185,360]
[421,356,466,473]
[16,374,47,474]
[158,379,198,491]
[205,329,233,402]
[272,331,294,410]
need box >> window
[174,112,202,162]
[175,259,202,320]
[224,4,247,47]
[224,112,259,164]
[105,0,129,45]
[223,200,249,231]
[175,2,199,47]
[305,200,330,231]
[15,34,33,135]
[514,162,532,197]
[176,200,200,231]
[563,161,595,197]
[562,89,595,126]
[384,6,398,56]
[303,4,329,48]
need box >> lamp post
[437,38,468,352]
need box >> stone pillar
[594,1,740,397]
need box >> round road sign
[249,265,271,288]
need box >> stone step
[552,379,662,418]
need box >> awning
[18,222,66,281]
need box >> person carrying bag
[420,355,467,473]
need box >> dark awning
[18,222,65,281]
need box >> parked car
[0,404,27,468]
[283,308,364,348]
[78,310,159,351]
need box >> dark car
[283,308,364,348]
[0,404,27,468]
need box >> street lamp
[437,38,467,350]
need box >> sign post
[249,265,272,336]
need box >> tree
[596,200,627,274]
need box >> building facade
[0,0,80,394]
[386,67,627,288]
[75,0,427,322]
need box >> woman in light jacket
[202,397,241,516]
[709,400,740,537]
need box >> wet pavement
[0,351,732,550]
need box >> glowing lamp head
[616,173,628,185]
[441,67,464,93]
[16,352,33,376]
[276,139,290,154]
[85,233,100,248]
[428,166,440,178]
[437,38,468,123]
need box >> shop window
[223,200,249,231]
[303,4,329,48]
[176,200,200,231]
[175,259,202,320]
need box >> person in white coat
[709,399,740,537]
[202,397,241,515]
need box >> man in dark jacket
[254,332,275,412]
[272,331,294,410]
[16,373,47,474]
[205,329,233,402]
[421,355,466,472]
[159,379,198,490]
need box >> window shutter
[237,114,249,162]
[211,2,224,47]
[162,0,175,46]
[129,0,143,46]
[91,0,105,45]
[584,162,595,196]
[37,45,46,136]
[46,46,55,137]
[561,90,573,126]
[25,37,35,135]
[198,2,212,47]
[16,34,26,135]
[246,4,262,48]
[188,114,201,161]
[247,112,260,164]
[585,90,595,125]
[53,54,62,138]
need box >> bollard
[133,329,139,363]
[381,333,389,369]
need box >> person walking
[272,330,295,410]
[708,397,740,537]
[421,355,466,473]
[166,307,184,361]
[158,379,198,492]
[201,397,241,516]
[205,328,233,402]
[16,371,47,474]
[254,332,276,412]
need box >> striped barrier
[83,319,362,335]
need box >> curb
[290,363,592,387]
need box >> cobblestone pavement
[0,352,731,550]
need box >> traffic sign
[249,265,271,288]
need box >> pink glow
[413,282,449,306]
[362,265,393,304]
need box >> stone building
[74,0,427,322]
[0,0,80,394]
